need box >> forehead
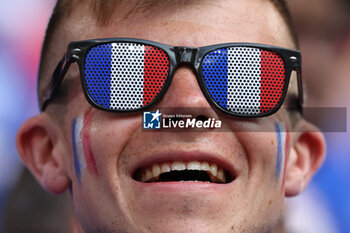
[61,0,293,49]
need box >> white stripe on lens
[110,43,145,110]
[227,47,261,115]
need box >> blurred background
[0,1,76,232]
[0,0,349,232]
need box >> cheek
[71,110,99,183]
[232,120,289,187]
[87,111,142,175]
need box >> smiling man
[16,0,325,232]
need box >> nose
[154,66,223,124]
[159,67,211,109]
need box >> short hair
[37,0,298,109]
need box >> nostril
[196,115,208,122]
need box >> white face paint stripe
[227,47,261,115]
[110,43,145,110]
[72,116,87,183]
[75,116,87,172]
[275,123,287,180]
[280,127,287,180]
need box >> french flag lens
[84,43,170,110]
[202,47,286,115]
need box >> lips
[131,152,236,184]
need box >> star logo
[151,110,161,122]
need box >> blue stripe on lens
[202,48,228,109]
[85,44,112,108]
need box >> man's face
[57,0,294,232]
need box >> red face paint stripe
[260,50,286,113]
[143,45,170,106]
[281,125,290,190]
[81,110,99,176]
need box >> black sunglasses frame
[41,38,302,118]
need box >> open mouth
[133,161,233,184]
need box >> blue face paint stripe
[275,123,282,178]
[72,118,81,182]
[202,48,228,109]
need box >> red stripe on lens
[260,50,286,113]
[143,46,170,106]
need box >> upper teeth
[135,161,227,183]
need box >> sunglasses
[41,38,302,118]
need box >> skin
[16,0,325,232]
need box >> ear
[16,113,70,194]
[284,120,326,197]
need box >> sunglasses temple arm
[296,67,304,113]
[41,53,72,111]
